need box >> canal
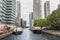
[1,28,60,40]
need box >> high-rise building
[20,19,26,28]
[33,0,41,20]
[16,1,21,27]
[29,12,33,27]
[21,19,23,27]
[0,0,16,27]
[23,21,26,28]
[58,4,60,8]
[44,1,50,18]
[0,0,8,29]
[5,0,16,24]
[0,0,4,23]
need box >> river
[1,28,60,40]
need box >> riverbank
[0,32,12,39]
[42,30,60,37]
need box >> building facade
[32,0,41,26]
[58,4,60,8]
[23,21,26,28]
[0,0,16,28]
[21,19,26,28]
[44,1,50,18]
[21,19,23,27]
[16,1,21,27]
[29,12,33,27]
[0,0,4,23]
[33,0,41,20]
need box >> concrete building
[16,1,21,27]
[33,0,41,20]
[0,0,16,28]
[0,0,7,29]
[29,12,33,27]
[21,19,26,28]
[23,21,26,28]
[44,1,50,18]
[21,19,23,27]
[58,4,60,8]
[32,0,41,26]
[0,0,4,23]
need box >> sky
[17,0,59,26]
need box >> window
[7,1,12,2]
[7,9,12,10]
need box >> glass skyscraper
[44,1,50,18]
[16,1,21,27]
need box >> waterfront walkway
[42,30,60,37]
[0,32,12,39]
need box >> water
[1,28,60,40]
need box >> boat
[30,27,41,34]
[13,27,23,35]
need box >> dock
[42,30,60,37]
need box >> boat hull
[32,30,41,34]
[13,31,22,35]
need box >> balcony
[6,0,12,2]
[7,10,12,12]
[7,3,12,5]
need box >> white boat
[30,27,41,34]
[13,27,23,35]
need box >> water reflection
[2,28,60,40]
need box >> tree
[33,19,41,27]
[46,8,60,30]
[33,8,60,30]
[34,19,47,28]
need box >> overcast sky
[17,0,59,26]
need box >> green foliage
[46,8,60,27]
[34,8,60,29]
[34,19,47,27]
